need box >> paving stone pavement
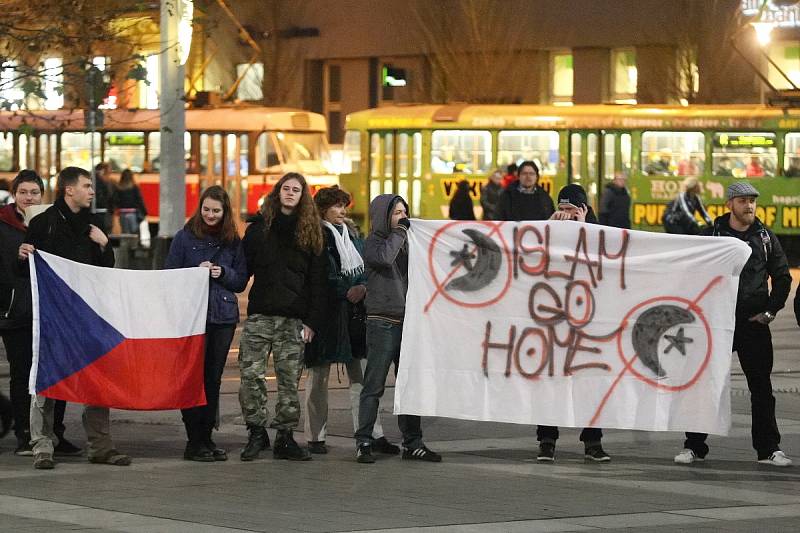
[1,282,799,532]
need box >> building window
[43,58,64,110]
[139,54,159,109]
[1,61,24,110]
[236,62,264,101]
[611,48,637,103]
[768,41,800,90]
[551,52,573,105]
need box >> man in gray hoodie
[354,194,442,464]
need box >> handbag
[348,301,367,359]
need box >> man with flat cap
[674,182,793,467]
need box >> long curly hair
[261,172,323,255]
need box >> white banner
[395,220,751,435]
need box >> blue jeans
[355,318,422,449]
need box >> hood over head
[369,194,409,236]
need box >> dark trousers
[356,319,423,449]
[537,425,603,444]
[181,324,235,447]
[684,320,780,460]
[2,326,66,442]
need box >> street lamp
[751,21,774,46]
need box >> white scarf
[322,221,364,276]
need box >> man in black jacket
[598,172,631,229]
[497,161,555,222]
[1,170,80,457]
[19,167,130,469]
[674,182,792,467]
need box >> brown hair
[261,172,323,255]
[314,185,351,216]
[186,185,238,244]
[118,168,136,190]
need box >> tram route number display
[394,219,750,434]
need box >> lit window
[92,56,107,71]
[104,132,145,172]
[768,41,800,90]
[1,61,24,110]
[0,133,14,171]
[60,132,101,170]
[236,63,264,101]
[551,52,573,104]
[139,55,159,109]
[712,132,777,178]
[430,130,492,174]
[784,133,800,177]
[641,131,705,177]
[612,48,637,102]
[43,58,64,110]
[497,131,559,175]
[342,130,361,174]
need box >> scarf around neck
[322,220,364,276]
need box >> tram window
[212,134,223,175]
[239,135,248,176]
[342,130,361,174]
[149,131,192,172]
[38,134,56,177]
[412,179,422,216]
[712,132,776,178]
[255,132,279,171]
[587,133,598,180]
[570,133,582,181]
[274,131,330,173]
[431,130,491,174]
[199,134,209,173]
[369,179,381,201]
[19,134,32,169]
[60,132,100,170]
[497,131,558,176]
[383,134,394,178]
[226,134,237,177]
[370,133,380,178]
[784,133,800,177]
[398,179,409,202]
[620,133,632,176]
[603,133,615,179]
[412,132,422,177]
[0,133,13,171]
[398,133,409,178]
[641,131,704,177]
[104,132,145,172]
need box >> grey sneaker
[33,453,55,470]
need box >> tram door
[568,131,631,212]
[199,132,249,219]
[367,130,424,218]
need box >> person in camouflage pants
[238,172,327,462]
[239,315,305,431]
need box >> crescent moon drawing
[445,228,502,292]
[631,305,696,378]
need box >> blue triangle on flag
[34,253,125,392]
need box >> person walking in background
[112,169,146,234]
[238,172,327,462]
[303,186,400,456]
[598,172,631,229]
[480,169,504,220]
[354,194,441,464]
[674,182,792,467]
[662,177,712,235]
[19,167,129,469]
[1,170,81,458]
[165,186,248,462]
[497,160,555,222]
[92,162,114,234]
[448,179,476,221]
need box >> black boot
[0,392,11,439]
[273,429,312,461]
[240,425,270,461]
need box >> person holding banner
[354,194,442,464]
[303,186,400,456]
[165,185,248,462]
[675,182,792,467]
[1,170,81,458]
[535,183,610,463]
[238,172,327,462]
[496,160,554,222]
[19,166,130,469]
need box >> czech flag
[29,250,209,410]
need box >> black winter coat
[497,185,555,221]
[448,182,476,220]
[0,204,31,329]
[703,213,791,321]
[242,213,327,333]
[25,198,115,268]
[598,184,631,229]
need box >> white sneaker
[757,451,793,467]
[674,448,704,464]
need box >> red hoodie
[0,203,26,233]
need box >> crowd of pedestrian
[0,162,795,470]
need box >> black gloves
[397,218,411,230]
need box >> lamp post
[155,0,193,265]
